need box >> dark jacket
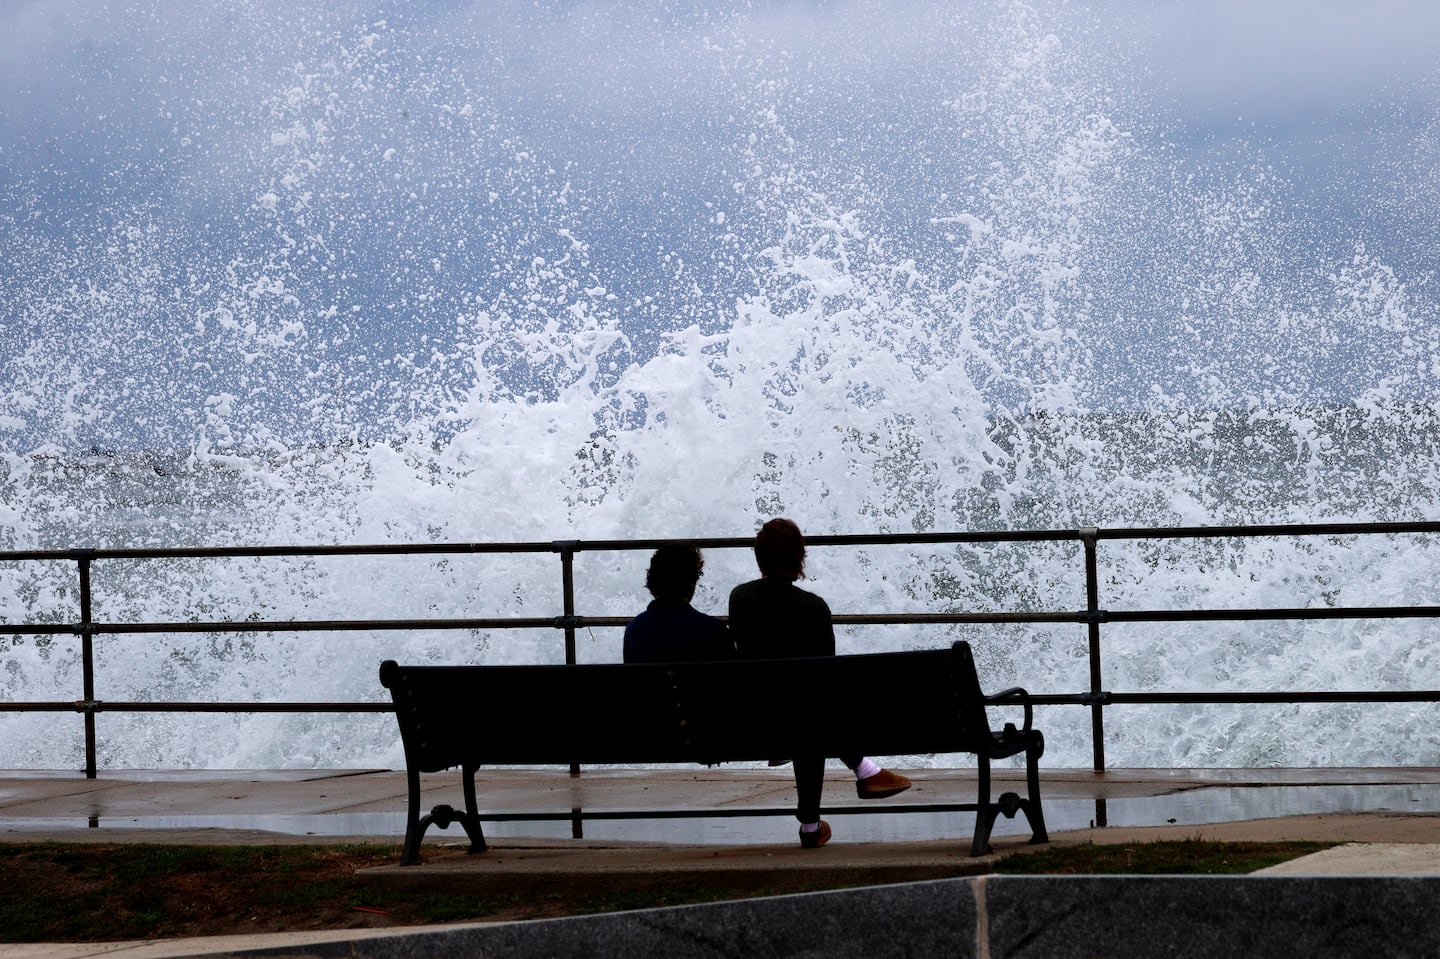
[726,578,835,659]
[623,600,733,663]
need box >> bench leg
[970,756,996,856]
[970,740,1050,856]
[461,765,488,854]
[398,766,489,865]
[400,765,426,866]
[1022,735,1049,845]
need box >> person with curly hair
[623,543,734,663]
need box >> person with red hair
[727,518,912,848]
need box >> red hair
[754,517,806,581]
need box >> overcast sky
[1,0,1437,447]
[4,1,1435,170]
[1128,1,1438,123]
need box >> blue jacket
[623,600,734,663]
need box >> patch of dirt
[0,844,923,943]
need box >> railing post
[76,550,98,779]
[556,541,581,778]
[556,542,579,667]
[1079,528,1106,774]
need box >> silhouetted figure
[624,544,733,663]
[728,518,912,848]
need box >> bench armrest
[985,686,1034,731]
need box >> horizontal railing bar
[987,690,1440,706]
[10,604,1440,638]
[579,530,1087,551]
[843,607,1438,624]
[6,612,1084,636]
[90,617,579,634]
[0,702,393,713]
[1024,691,1440,705]
[477,802,986,823]
[0,530,1085,564]
[835,612,1080,625]
[1095,521,1440,541]
[1106,690,1440,704]
[1106,606,1440,623]
[1019,695,1089,706]
[5,617,624,636]
[5,518,1439,565]
[8,690,1439,713]
[597,522,1440,548]
[0,542,565,562]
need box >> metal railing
[4,521,1440,781]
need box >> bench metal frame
[380,641,1048,864]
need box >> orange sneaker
[856,768,912,799]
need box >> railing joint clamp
[552,540,581,553]
[554,615,587,630]
[1080,691,1112,706]
[75,700,101,714]
[1078,608,1109,625]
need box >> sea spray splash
[2,1,1439,769]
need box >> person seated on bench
[728,517,912,849]
[623,544,735,663]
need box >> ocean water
[2,1,1438,771]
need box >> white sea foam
[1,1,1438,770]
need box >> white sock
[855,758,882,780]
[800,821,821,833]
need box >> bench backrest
[379,641,994,771]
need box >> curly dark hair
[754,517,806,581]
[644,544,705,602]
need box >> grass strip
[0,838,1334,943]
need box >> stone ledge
[191,875,1440,959]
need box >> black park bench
[378,640,1048,865]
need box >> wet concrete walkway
[4,765,1440,846]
